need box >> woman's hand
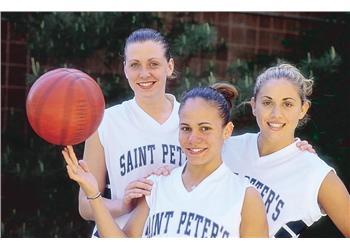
[62,146,99,198]
[122,177,153,211]
[296,140,316,154]
[121,165,174,212]
[148,165,174,176]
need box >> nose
[271,105,282,117]
[139,67,151,78]
[188,131,202,145]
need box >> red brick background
[1,12,328,133]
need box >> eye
[150,62,160,68]
[130,62,139,68]
[283,102,294,108]
[200,126,211,132]
[180,126,191,132]
[262,100,272,106]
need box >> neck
[135,94,173,124]
[257,133,295,156]
[182,159,222,191]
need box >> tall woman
[80,28,186,236]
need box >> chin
[261,130,282,139]
[187,159,207,167]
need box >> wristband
[86,192,102,200]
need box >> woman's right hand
[148,165,174,176]
[62,146,99,198]
[122,177,153,210]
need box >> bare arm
[240,187,269,238]
[123,197,150,237]
[78,131,132,220]
[318,171,350,237]
[90,196,149,238]
[63,146,149,237]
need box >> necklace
[190,185,197,190]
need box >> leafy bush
[2,12,349,237]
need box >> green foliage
[171,23,217,58]
[2,12,349,238]
[1,109,90,237]
[282,14,350,237]
[297,47,349,175]
[4,12,162,65]
[2,12,221,237]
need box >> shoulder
[296,150,333,171]
[223,133,258,158]
[245,186,262,201]
[241,186,265,217]
[105,99,133,114]
[241,186,265,215]
[289,150,335,189]
[222,163,249,189]
[101,99,135,124]
[148,166,182,185]
[225,133,257,146]
[240,185,268,237]
[166,93,180,111]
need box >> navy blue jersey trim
[93,230,100,238]
[274,220,308,238]
[286,220,307,235]
[274,227,292,238]
[103,172,111,199]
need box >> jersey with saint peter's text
[92,94,186,237]
[143,163,249,237]
[222,133,334,237]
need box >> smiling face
[179,97,233,169]
[124,40,174,100]
[251,78,309,146]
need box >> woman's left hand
[296,140,316,154]
[148,165,174,177]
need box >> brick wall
[1,12,328,132]
[188,12,327,77]
[1,20,29,132]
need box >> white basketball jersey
[95,94,186,234]
[142,163,249,237]
[222,133,334,237]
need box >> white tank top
[143,163,249,237]
[95,94,186,234]
[222,133,334,237]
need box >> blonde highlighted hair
[254,63,313,127]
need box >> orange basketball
[26,68,105,145]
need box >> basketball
[26,68,105,145]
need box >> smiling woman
[251,78,310,155]
[124,40,174,107]
[62,83,269,238]
[70,28,186,238]
[222,64,350,237]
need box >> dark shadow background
[1,12,349,237]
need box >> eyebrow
[127,57,161,62]
[198,122,212,126]
[262,96,297,101]
[180,122,212,126]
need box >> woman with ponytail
[62,84,268,238]
[222,64,350,237]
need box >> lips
[267,122,285,130]
[137,81,156,89]
[186,148,207,155]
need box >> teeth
[138,82,154,87]
[189,148,204,152]
[268,122,284,128]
